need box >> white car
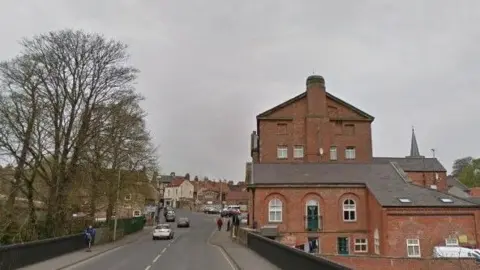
[152,224,174,240]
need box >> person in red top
[216,217,223,231]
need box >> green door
[306,205,319,230]
[337,237,349,255]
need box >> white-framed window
[345,147,356,160]
[268,198,283,222]
[124,194,132,200]
[293,146,304,158]
[445,237,459,246]
[330,146,338,160]
[343,199,356,221]
[133,210,141,217]
[406,239,421,257]
[374,229,380,254]
[277,146,288,159]
[354,238,368,252]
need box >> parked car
[239,213,248,225]
[221,206,241,217]
[177,217,190,228]
[204,207,220,214]
[163,207,174,217]
[166,211,176,222]
[152,224,174,240]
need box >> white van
[433,246,480,260]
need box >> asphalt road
[66,209,235,270]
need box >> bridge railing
[0,233,84,270]
[0,216,146,270]
[238,227,352,270]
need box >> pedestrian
[232,214,240,237]
[216,217,223,231]
[84,225,96,252]
[227,219,231,231]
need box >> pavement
[20,210,278,270]
[209,229,280,270]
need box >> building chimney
[305,75,329,162]
[306,75,327,116]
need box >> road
[65,209,235,270]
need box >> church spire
[407,126,423,158]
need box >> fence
[244,229,352,270]
[0,216,146,270]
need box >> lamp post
[113,168,121,241]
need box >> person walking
[216,217,223,231]
[227,219,231,231]
[84,225,96,252]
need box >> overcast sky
[1,1,479,181]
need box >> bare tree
[0,29,139,237]
[76,89,158,224]
[0,55,46,241]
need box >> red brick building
[247,75,480,263]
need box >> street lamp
[113,151,130,242]
[113,168,121,241]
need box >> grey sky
[1,1,479,181]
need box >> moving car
[166,211,176,222]
[152,224,174,240]
[177,217,190,228]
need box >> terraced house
[247,75,480,269]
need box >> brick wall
[384,208,480,257]
[407,171,448,191]
[322,255,478,270]
[252,186,370,252]
[257,81,373,164]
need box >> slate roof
[158,175,174,184]
[256,90,374,121]
[251,163,476,207]
[446,176,469,191]
[372,157,446,172]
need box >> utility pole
[113,169,121,241]
[431,148,437,184]
[220,178,223,209]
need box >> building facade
[247,75,480,262]
[164,178,194,208]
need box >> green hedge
[107,216,146,235]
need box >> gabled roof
[168,177,185,187]
[372,157,446,172]
[256,92,374,121]
[251,163,476,207]
[446,176,469,191]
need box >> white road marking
[153,254,161,262]
[145,265,151,270]
[207,228,236,270]
[161,248,167,253]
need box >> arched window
[343,199,356,221]
[306,200,320,230]
[268,199,283,222]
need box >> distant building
[164,177,194,208]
